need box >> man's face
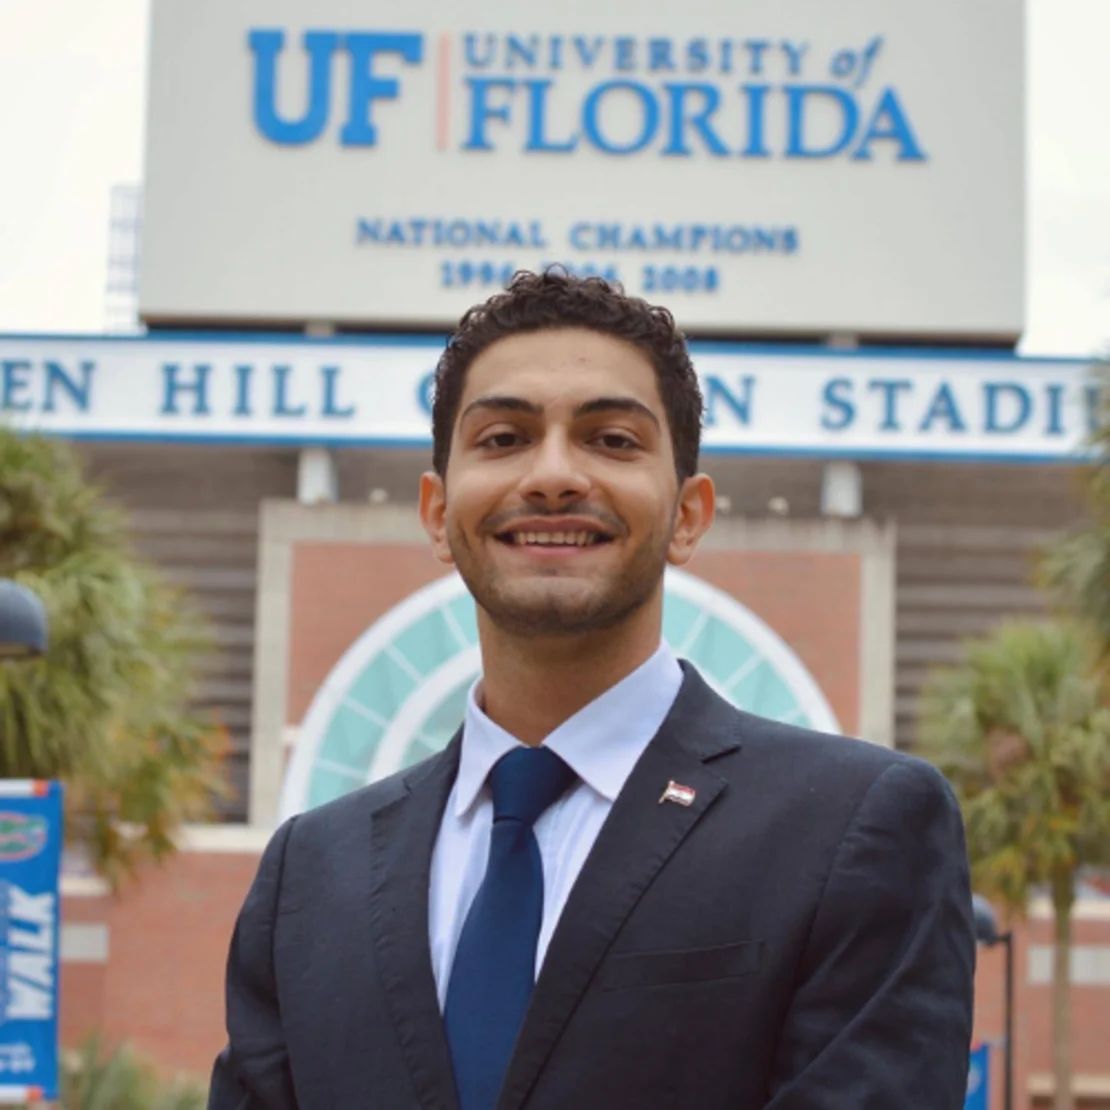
[420,328,712,638]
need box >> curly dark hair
[431,269,703,480]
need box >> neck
[476,600,663,746]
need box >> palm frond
[0,429,228,886]
[919,619,1110,916]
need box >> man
[210,271,975,1109]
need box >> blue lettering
[744,40,770,76]
[505,34,539,69]
[249,30,338,144]
[321,366,356,418]
[984,382,1031,434]
[613,37,636,72]
[687,39,710,73]
[821,378,855,430]
[1044,383,1066,436]
[463,33,494,68]
[648,39,675,72]
[704,375,755,427]
[356,219,381,244]
[867,378,913,431]
[569,223,591,250]
[852,87,926,161]
[43,360,93,413]
[473,221,499,246]
[272,365,307,418]
[781,41,809,77]
[464,77,517,150]
[340,33,423,147]
[582,81,659,155]
[786,85,859,158]
[0,359,32,412]
[524,80,578,152]
[741,85,771,157]
[653,225,683,249]
[571,36,605,69]
[161,363,211,416]
[233,364,253,417]
[917,382,966,433]
[663,84,728,156]
[596,224,620,249]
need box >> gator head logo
[0,813,48,862]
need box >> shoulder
[726,706,960,838]
[739,707,923,775]
[743,703,950,788]
[675,662,950,814]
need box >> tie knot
[489,746,576,827]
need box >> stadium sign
[0,334,1094,462]
[139,0,1023,338]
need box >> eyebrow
[460,394,661,430]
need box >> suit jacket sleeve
[766,758,975,1109]
[209,817,300,1110]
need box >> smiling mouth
[495,530,613,548]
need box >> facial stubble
[446,504,678,638]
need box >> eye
[593,431,639,451]
[477,430,526,450]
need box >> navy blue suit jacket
[210,663,975,1108]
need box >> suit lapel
[366,735,462,1110]
[497,667,742,1110]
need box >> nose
[517,430,590,507]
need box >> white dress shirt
[428,643,684,1009]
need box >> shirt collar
[455,643,684,817]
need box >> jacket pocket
[598,939,764,990]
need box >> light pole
[0,579,49,659]
[973,893,1014,1110]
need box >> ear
[667,473,715,566]
[419,471,454,565]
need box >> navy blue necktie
[444,746,576,1110]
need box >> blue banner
[965,1043,990,1110]
[0,781,63,1103]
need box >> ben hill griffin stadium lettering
[248,29,925,161]
[0,354,1101,456]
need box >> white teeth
[509,530,602,546]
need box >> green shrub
[58,1035,206,1110]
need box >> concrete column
[820,460,862,518]
[297,447,338,503]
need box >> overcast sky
[0,0,1105,356]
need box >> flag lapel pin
[658,780,696,806]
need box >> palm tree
[0,427,227,885]
[918,620,1110,1110]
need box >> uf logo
[249,29,423,146]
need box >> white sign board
[0,335,1094,461]
[139,0,1023,339]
